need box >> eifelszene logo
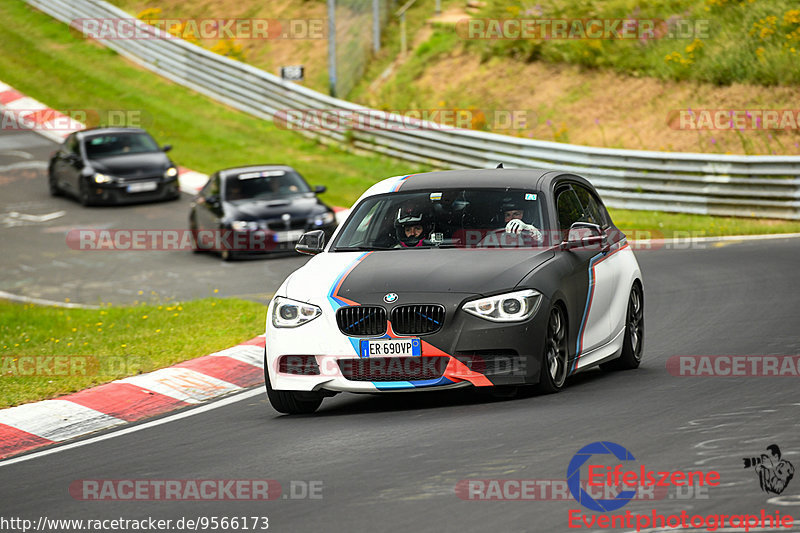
[744,444,795,495]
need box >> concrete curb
[0,336,266,460]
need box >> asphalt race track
[0,128,308,305]
[2,127,800,532]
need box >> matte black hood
[337,247,554,297]
[225,195,328,220]
[91,152,171,177]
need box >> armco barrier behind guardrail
[26,0,800,219]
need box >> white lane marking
[0,161,48,172]
[118,367,242,403]
[0,290,100,309]
[3,210,66,223]
[209,344,265,367]
[0,150,33,159]
[633,232,800,246]
[0,388,264,468]
[0,400,125,442]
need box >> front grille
[278,355,320,375]
[336,306,387,336]
[267,219,307,231]
[390,305,445,335]
[338,356,449,381]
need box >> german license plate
[360,338,421,358]
[274,229,305,242]
[127,181,158,193]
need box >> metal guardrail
[26,0,800,219]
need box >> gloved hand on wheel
[505,219,542,239]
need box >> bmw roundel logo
[383,293,398,303]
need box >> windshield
[224,169,311,201]
[84,132,161,158]
[333,189,546,250]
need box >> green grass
[0,0,426,208]
[3,0,800,235]
[468,0,800,86]
[0,298,265,408]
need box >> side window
[573,185,607,228]
[65,134,79,154]
[209,175,221,197]
[556,187,583,236]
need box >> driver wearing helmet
[394,206,431,248]
[501,198,542,240]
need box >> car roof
[76,127,149,138]
[395,168,553,191]
[216,165,300,180]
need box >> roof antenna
[496,163,504,169]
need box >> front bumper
[86,177,180,204]
[265,292,550,392]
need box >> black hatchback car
[48,127,179,205]
[189,165,338,261]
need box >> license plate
[360,338,421,358]
[274,229,305,243]
[127,181,158,193]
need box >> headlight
[93,173,113,184]
[272,296,322,328]
[311,212,335,226]
[164,167,178,178]
[231,220,259,231]
[462,289,542,322]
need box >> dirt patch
[403,46,800,155]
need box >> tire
[263,351,324,414]
[48,172,62,197]
[536,304,568,393]
[601,282,644,371]
[78,180,93,206]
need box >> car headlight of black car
[93,172,114,184]
[272,296,322,328]
[462,289,542,322]
[164,167,178,178]
[231,220,260,231]
[310,212,335,227]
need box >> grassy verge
[0,0,425,208]
[0,298,265,408]
[2,0,799,234]
[610,208,800,237]
[470,0,800,86]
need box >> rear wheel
[537,305,568,393]
[601,282,644,371]
[264,352,323,414]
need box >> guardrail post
[327,0,337,96]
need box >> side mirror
[314,185,326,194]
[205,194,220,207]
[561,222,607,251]
[162,144,173,152]
[296,230,326,255]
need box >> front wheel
[536,305,568,393]
[601,282,644,371]
[48,172,62,197]
[264,356,323,414]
